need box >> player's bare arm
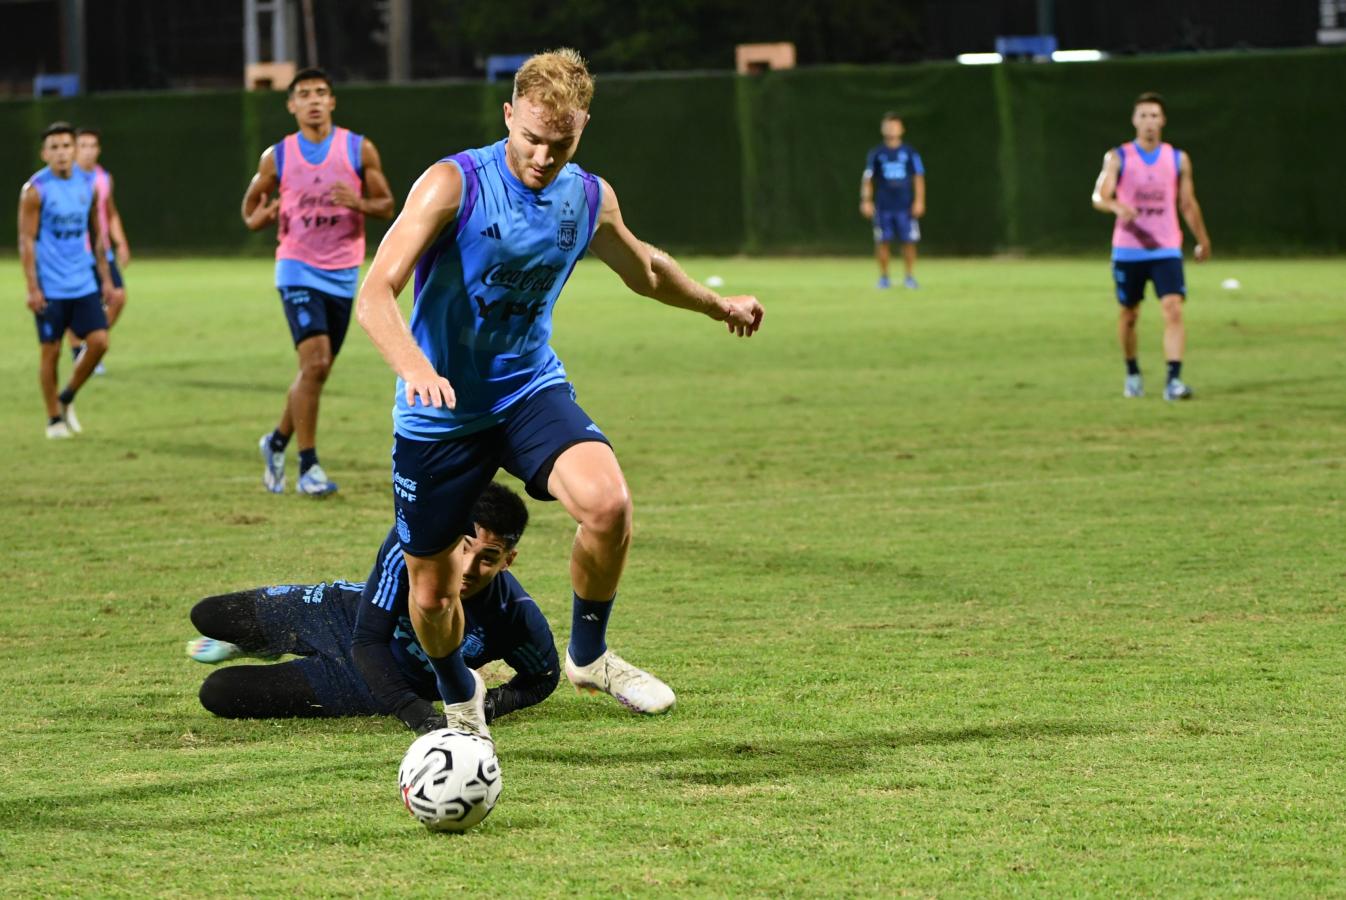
[356,162,462,407]
[18,183,44,313]
[859,171,875,219]
[1091,150,1136,221]
[105,176,131,268]
[588,178,762,337]
[1178,153,1211,261]
[87,195,115,304]
[912,173,926,219]
[329,138,395,220]
[241,147,280,231]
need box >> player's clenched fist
[718,296,763,337]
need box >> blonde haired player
[357,49,763,737]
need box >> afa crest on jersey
[556,218,577,251]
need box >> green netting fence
[2,48,1341,256]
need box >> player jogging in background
[241,67,395,496]
[18,121,116,439]
[186,483,557,733]
[67,127,130,375]
[860,112,925,290]
[356,48,763,741]
[1092,91,1212,401]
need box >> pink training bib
[92,165,111,254]
[276,127,366,270]
[1111,141,1182,252]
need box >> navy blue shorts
[91,260,124,290]
[34,292,108,343]
[1112,258,1186,307]
[253,583,385,716]
[278,285,354,355]
[392,383,612,557]
[874,208,920,244]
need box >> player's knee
[581,489,632,542]
[301,355,333,383]
[84,331,109,354]
[199,669,244,718]
[408,582,459,617]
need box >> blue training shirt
[865,144,924,212]
[31,166,97,299]
[394,139,603,440]
[273,130,365,297]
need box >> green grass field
[1,256,1343,896]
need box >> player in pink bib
[68,128,131,374]
[1092,92,1212,402]
[241,67,395,496]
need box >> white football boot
[185,637,243,664]
[258,434,285,493]
[565,649,676,714]
[61,402,82,434]
[441,669,491,742]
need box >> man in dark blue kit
[185,483,556,733]
[859,112,926,290]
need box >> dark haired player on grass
[1092,91,1211,401]
[242,67,395,495]
[186,483,557,733]
[356,48,763,740]
[19,122,116,438]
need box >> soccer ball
[397,729,502,832]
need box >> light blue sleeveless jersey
[31,167,97,299]
[393,140,602,440]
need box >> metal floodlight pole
[59,0,86,91]
[388,0,412,83]
[300,0,318,66]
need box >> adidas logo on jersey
[480,223,502,239]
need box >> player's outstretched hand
[116,244,131,269]
[101,280,117,308]
[1193,243,1210,262]
[403,364,456,409]
[26,288,46,314]
[859,199,875,220]
[720,296,763,337]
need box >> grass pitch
[1,256,1344,896]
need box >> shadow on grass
[509,718,1119,785]
[0,758,365,828]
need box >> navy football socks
[58,387,76,406]
[268,429,290,453]
[426,648,478,704]
[1167,360,1182,382]
[298,448,318,475]
[1125,358,1140,376]
[569,592,614,666]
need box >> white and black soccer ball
[397,729,502,832]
